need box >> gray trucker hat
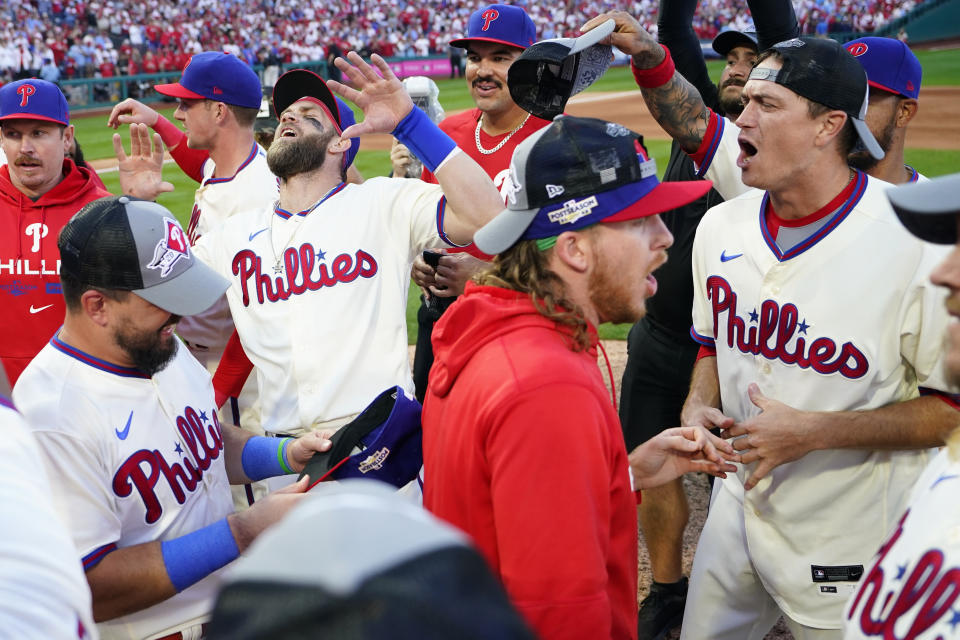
[58,196,229,316]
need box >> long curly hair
[475,239,592,351]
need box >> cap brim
[474,179,714,255]
[0,113,68,126]
[603,180,713,224]
[153,82,206,100]
[473,207,539,255]
[887,173,960,244]
[272,69,341,130]
[851,117,886,161]
[569,18,614,54]
[134,258,229,316]
[449,36,526,50]
[712,30,758,56]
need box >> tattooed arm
[582,11,711,154]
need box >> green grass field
[86,47,960,343]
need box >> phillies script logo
[112,407,224,524]
[847,42,869,57]
[706,276,868,378]
[17,83,36,107]
[847,510,960,638]
[480,8,499,30]
[232,243,378,306]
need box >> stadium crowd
[0,0,925,82]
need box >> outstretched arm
[327,52,503,245]
[582,11,711,154]
[749,0,800,51]
[108,98,208,182]
[658,0,719,112]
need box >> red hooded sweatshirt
[0,159,110,385]
[422,282,638,640]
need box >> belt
[155,623,209,640]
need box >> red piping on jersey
[691,110,724,177]
[82,542,117,569]
[759,170,867,262]
[50,335,151,379]
[274,182,347,220]
[203,143,259,185]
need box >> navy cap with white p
[0,78,69,126]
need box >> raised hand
[326,52,413,140]
[114,123,173,200]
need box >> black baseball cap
[272,68,343,132]
[508,19,614,120]
[748,37,885,160]
[58,196,229,316]
[887,173,960,244]
[474,116,711,254]
[712,30,759,57]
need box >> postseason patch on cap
[147,219,191,278]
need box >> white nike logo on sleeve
[29,304,54,314]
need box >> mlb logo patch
[147,218,190,277]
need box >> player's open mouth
[278,126,298,138]
[737,138,758,167]
[473,80,501,94]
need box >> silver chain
[474,113,531,155]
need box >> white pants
[680,482,843,640]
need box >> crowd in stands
[0,0,925,83]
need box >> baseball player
[400,4,552,401]
[192,53,503,439]
[108,52,282,508]
[0,397,97,640]
[843,172,960,639]
[13,196,334,640]
[584,14,958,638]
[0,79,110,387]
[619,2,798,636]
[423,115,738,640]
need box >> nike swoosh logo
[248,227,269,242]
[720,250,743,263]
[29,304,54,313]
[115,411,133,440]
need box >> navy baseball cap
[474,116,712,254]
[155,52,262,109]
[59,196,229,316]
[450,4,536,50]
[299,386,423,489]
[508,19,614,120]
[712,30,759,57]
[0,79,69,126]
[845,37,922,100]
[887,172,960,245]
[749,37,885,160]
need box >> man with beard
[843,37,924,184]
[13,196,336,640]
[421,115,740,640]
[843,172,960,639]
[193,56,504,440]
[616,3,798,636]
[583,15,957,637]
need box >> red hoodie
[422,283,638,640]
[0,159,110,385]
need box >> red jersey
[0,160,111,385]
[421,108,551,201]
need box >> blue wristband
[241,436,287,481]
[161,518,239,592]
[392,106,458,173]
